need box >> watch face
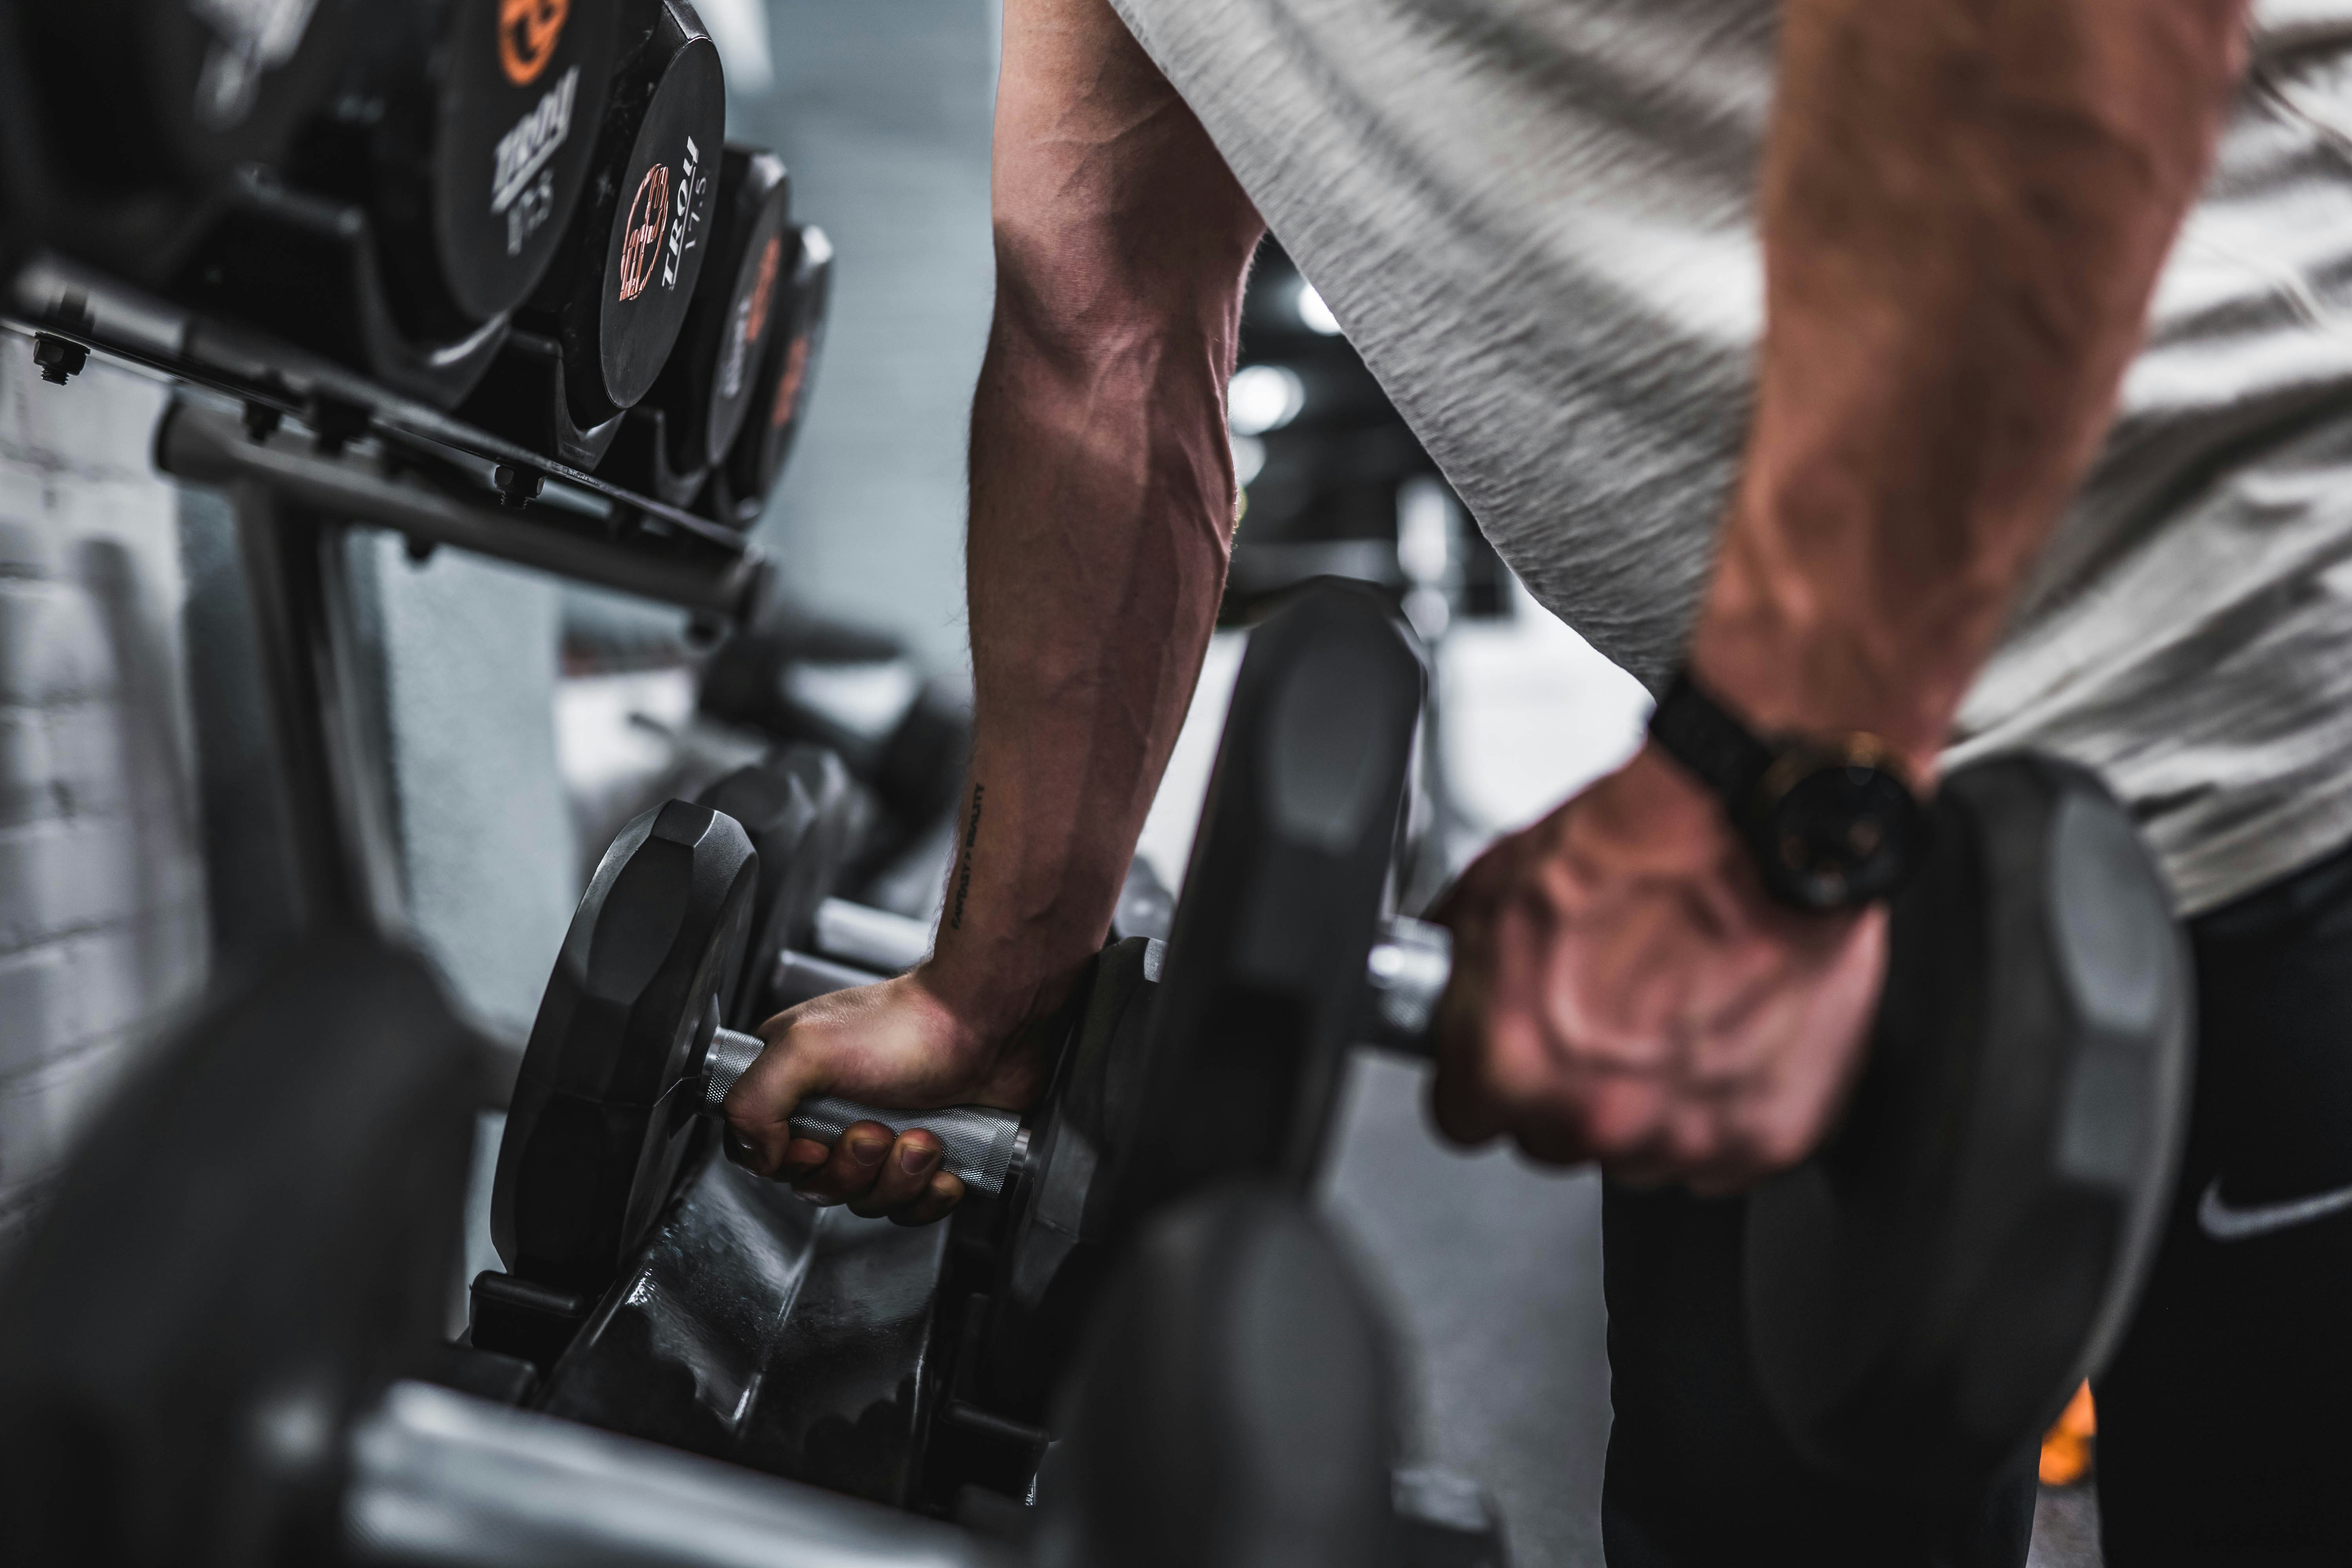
[1752,760,1927,911]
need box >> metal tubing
[343,1380,1008,1568]
[768,948,886,1010]
[811,899,933,974]
[158,400,769,621]
[228,484,406,935]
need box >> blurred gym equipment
[6,0,802,573]
[1221,241,1512,633]
[1369,757,2191,1496]
[701,221,831,528]
[0,578,1474,1566]
[0,0,352,285]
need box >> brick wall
[0,336,208,1250]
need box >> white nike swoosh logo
[2196,1176,2352,1241]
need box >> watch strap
[1647,670,1774,822]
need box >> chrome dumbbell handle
[702,912,1447,1198]
[700,1027,1028,1195]
[1363,915,1451,1059]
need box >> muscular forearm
[1692,0,2250,766]
[926,0,1262,1031]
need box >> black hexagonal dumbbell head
[1745,754,2193,1495]
[0,936,479,1566]
[493,798,757,1298]
[695,744,871,1026]
[1106,579,1426,1236]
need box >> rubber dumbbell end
[702,1025,766,1110]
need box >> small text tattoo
[949,781,985,930]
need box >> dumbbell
[285,0,623,341]
[0,0,350,282]
[1364,755,2192,1495]
[978,581,1432,1416]
[136,0,628,407]
[463,0,724,464]
[602,144,797,503]
[494,584,1432,1313]
[532,0,724,421]
[491,797,1029,1301]
[700,221,833,526]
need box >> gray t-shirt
[1108,0,2352,914]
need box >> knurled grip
[700,1027,1026,1194]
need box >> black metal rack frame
[5,252,772,940]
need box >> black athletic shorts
[1598,835,2352,1567]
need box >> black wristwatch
[1646,670,1928,912]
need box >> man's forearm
[927,0,1262,1031]
[1692,0,2250,766]
[936,297,1240,1024]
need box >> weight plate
[0,936,477,1568]
[432,0,622,321]
[1106,580,1425,1235]
[1048,1187,1400,1568]
[645,143,793,473]
[492,798,757,1296]
[717,222,833,518]
[699,156,795,465]
[982,936,1160,1419]
[591,5,725,413]
[1745,755,2193,1495]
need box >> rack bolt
[493,465,544,510]
[306,395,371,456]
[32,335,87,386]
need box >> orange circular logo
[617,163,670,302]
[499,0,570,87]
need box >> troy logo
[499,0,569,87]
[617,163,671,303]
[660,136,706,291]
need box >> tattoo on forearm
[949,780,984,931]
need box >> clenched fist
[1429,743,1889,1193]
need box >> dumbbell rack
[5,253,769,937]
